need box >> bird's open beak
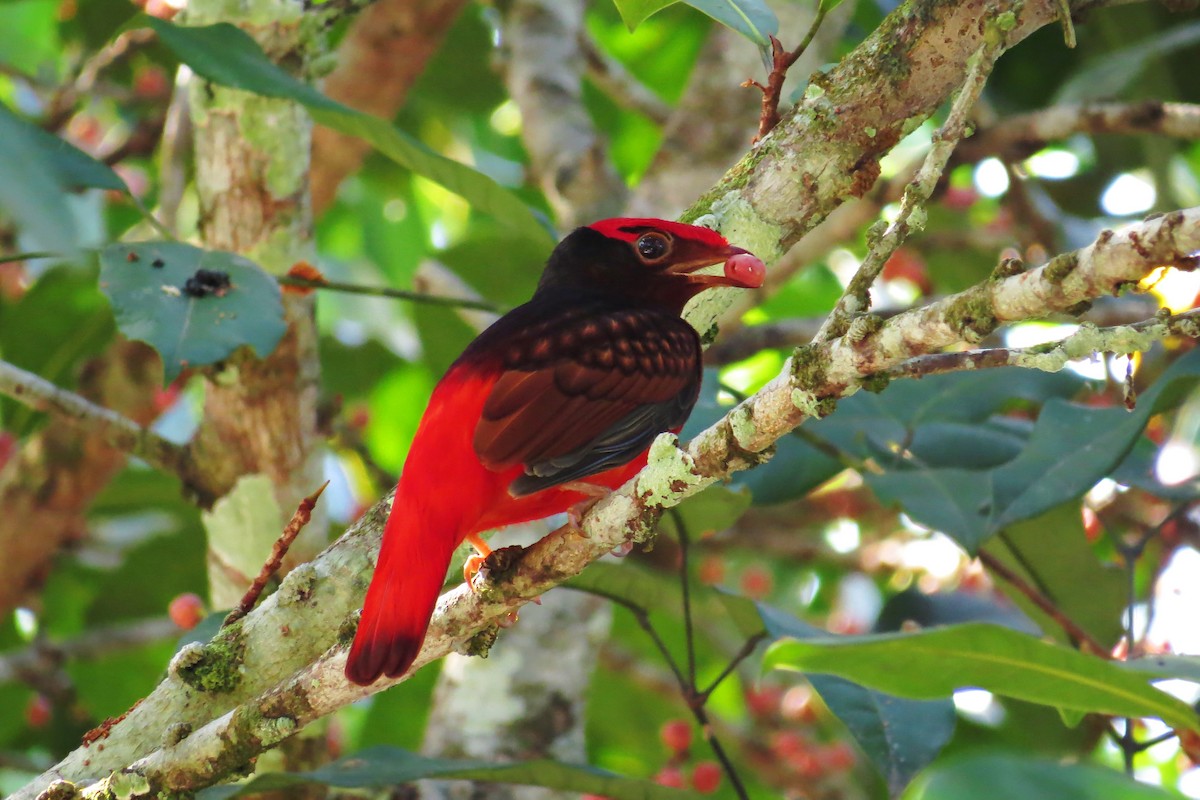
[668,245,766,289]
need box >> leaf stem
[276,274,504,312]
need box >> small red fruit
[660,719,692,754]
[819,742,856,772]
[740,565,773,599]
[691,761,722,794]
[168,593,205,630]
[724,252,766,288]
[745,685,782,718]
[654,767,685,788]
[697,555,725,585]
[25,694,52,728]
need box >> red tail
[345,495,459,685]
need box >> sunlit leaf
[146,17,554,249]
[99,242,287,381]
[610,0,776,46]
[764,623,1200,732]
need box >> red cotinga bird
[345,218,765,685]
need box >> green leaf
[146,18,554,249]
[198,745,708,800]
[99,242,287,381]
[808,675,956,798]
[0,102,78,253]
[869,349,1200,551]
[727,366,1084,506]
[904,753,1180,800]
[986,504,1126,647]
[23,118,128,192]
[1054,20,1200,104]
[718,597,954,794]
[763,622,1200,732]
[610,0,777,46]
[611,0,679,30]
[682,0,778,46]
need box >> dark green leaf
[764,623,1200,731]
[1054,20,1200,104]
[24,120,127,192]
[198,745,708,800]
[874,588,1039,635]
[0,102,77,253]
[870,350,1200,550]
[904,753,1180,800]
[808,675,956,798]
[986,504,1125,647]
[99,242,286,381]
[147,18,554,250]
[682,0,778,46]
[718,596,953,793]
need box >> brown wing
[472,306,701,496]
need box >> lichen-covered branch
[814,32,1005,342]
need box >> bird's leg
[463,532,492,592]
[560,481,613,536]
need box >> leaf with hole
[99,242,287,381]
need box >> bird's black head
[534,218,764,312]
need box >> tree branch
[0,358,190,478]
[955,100,1200,164]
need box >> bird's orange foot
[463,533,493,593]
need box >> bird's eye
[635,232,671,263]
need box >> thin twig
[742,8,828,142]
[276,274,504,312]
[43,29,158,130]
[814,36,1004,343]
[977,550,1107,655]
[0,358,192,478]
[885,307,1200,381]
[670,509,698,688]
[222,482,330,627]
[697,633,767,703]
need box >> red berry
[660,719,692,754]
[691,762,722,794]
[25,694,52,728]
[820,742,856,772]
[697,555,725,585]
[881,248,932,295]
[168,593,205,630]
[941,186,978,211]
[740,565,773,599]
[133,66,170,100]
[745,685,782,718]
[724,253,766,289]
[654,767,685,788]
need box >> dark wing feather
[471,305,700,497]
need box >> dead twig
[221,482,330,627]
[741,8,828,142]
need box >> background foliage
[3,0,1200,798]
